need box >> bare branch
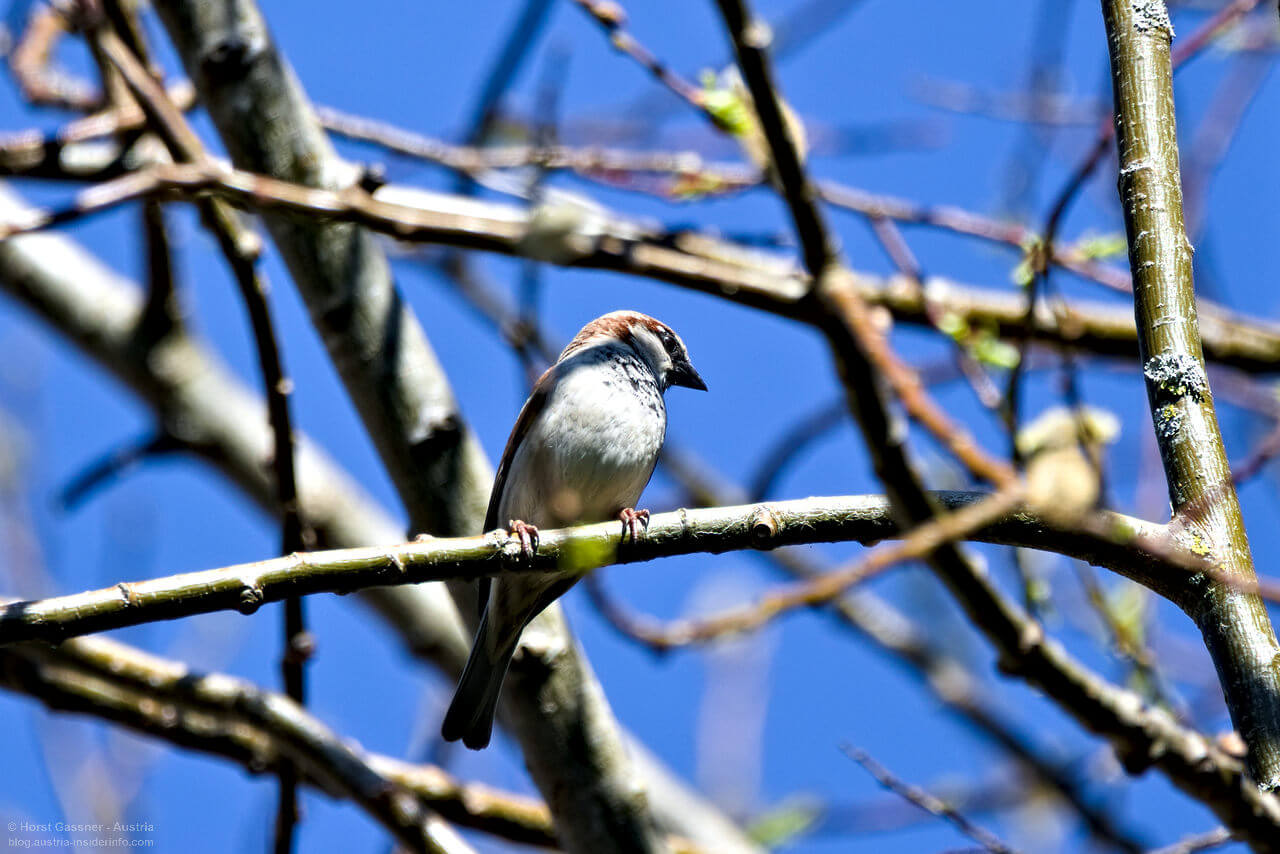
[840,745,1020,854]
[7,158,1280,375]
[0,636,517,851]
[710,2,1280,844]
[7,633,473,853]
[0,185,754,852]
[9,5,100,110]
[1101,0,1280,789]
[1145,827,1235,854]
[89,20,315,840]
[0,492,1239,647]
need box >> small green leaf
[746,797,823,847]
[972,333,1021,369]
[936,311,968,340]
[1011,257,1035,287]
[1012,234,1044,287]
[701,71,753,137]
[1073,231,1127,261]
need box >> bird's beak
[669,359,707,391]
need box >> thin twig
[571,0,709,118]
[839,745,1021,854]
[9,4,100,110]
[1143,827,1235,854]
[89,19,314,847]
[58,431,184,510]
[570,488,1024,649]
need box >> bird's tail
[441,608,516,750]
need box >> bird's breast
[498,354,666,527]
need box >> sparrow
[441,310,706,749]
[1016,405,1119,525]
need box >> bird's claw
[508,519,539,560]
[618,507,650,543]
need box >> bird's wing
[484,363,557,532]
[479,363,557,618]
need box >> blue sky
[1,1,1277,851]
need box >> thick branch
[91,24,314,843]
[8,161,1280,372]
[0,190,752,851]
[1101,0,1280,790]
[0,637,538,850]
[711,0,1280,845]
[8,636,471,852]
[0,493,1205,646]
[0,183,473,663]
[148,3,680,850]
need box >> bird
[441,310,706,749]
[1016,405,1119,525]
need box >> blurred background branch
[2,0,1280,851]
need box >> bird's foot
[507,519,539,560]
[618,507,650,543]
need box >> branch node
[201,34,261,82]
[357,164,387,194]
[387,551,408,577]
[1116,728,1172,775]
[1020,620,1045,653]
[237,583,265,614]
[741,20,772,50]
[997,620,1046,676]
[116,582,140,608]
[748,505,779,549]
[285,630,315,664]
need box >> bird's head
[561,310,707,392]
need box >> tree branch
[1101,0,1280,790]
[0,186,752,851]
[0,636,529,851]
[840,745,1020,854]
[88,19,315,843]
[147,2,694,849]
[0,492,1223,646]
[9,158,1280,376]
[710,0,1280,846]
[5,634,473,852]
